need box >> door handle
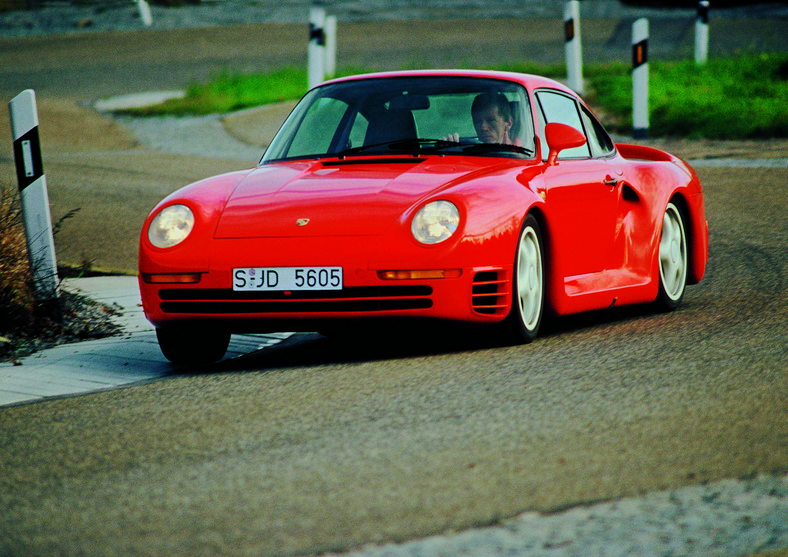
[604,176,618,187]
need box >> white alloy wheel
[510,215,544,342]
[657,201,688,309]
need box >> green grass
[125,54,788,139]
[130,67,308,116]
[588,53,788,139]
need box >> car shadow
[211,326,510,373]
[198,302,670,374]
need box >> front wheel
[656,201,688,311]
[506,214,545,343]
[156,327,231,365]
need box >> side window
[535,90,590,159]
[580,104,615,157]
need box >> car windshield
[262,76,535,163]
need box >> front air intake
[157,285,433,314]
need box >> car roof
[319,69,576,96]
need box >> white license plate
[232,267,343,291]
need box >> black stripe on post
[309,23,325,46]
[632,39,648,69]
[698,1,709,24]
[564,18,575,42]
[12,126,44,192]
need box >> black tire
[655,201,688,311]
[156,327,231,365]
[506,214,545,343]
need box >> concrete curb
[0,276,289,407]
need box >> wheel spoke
[662,212,674,245]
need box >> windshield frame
[261,75,536,164]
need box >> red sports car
[139,70,708,363]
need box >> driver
[444,92,515,144]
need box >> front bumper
[140,265,512,332]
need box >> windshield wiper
[462,143,534,157]
[389,138,467,153]
[332,139,533,158]
[333,141,399,158]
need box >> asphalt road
[0,189,786,555]
[0,16,787,557]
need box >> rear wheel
[656,201,688,310]
[507,214,545,343]
[156,327,231,365]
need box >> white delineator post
[9,90,59,303]
[632,18,649,139]
[137,0,153,27]
[308,7,326,90]
[695,0,709,65]
[564,0,584,95]
[324,15,337,80]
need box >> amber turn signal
[142,273,202,284]
[378,269,462,280]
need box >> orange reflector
[142,273,201,284]
[378,269,461,280]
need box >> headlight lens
[411,200,460,245]
[147,204,194,248]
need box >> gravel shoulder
[3,0,788,39]
[331,475,788,557]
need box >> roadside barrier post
[695,0,709,65]
[8,90,60,306]
[137,0,152,27]
[308,7,326,90]
[325,15,337,79]
[632,18,649,139]
[564,0,584,95]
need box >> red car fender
[672,186,708,286]
[369,162,544,272]
[616,144,708,281]
[671,161,708,285]
[139,170,251,274]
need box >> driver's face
[473,105,512,144]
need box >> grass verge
[125,54,788,139]
[131,67,307,116]
[587,53,788,139]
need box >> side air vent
[622,184,640,203]
[471,270,510,315]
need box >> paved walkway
[0,276,289,407]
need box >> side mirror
[545,122,587,165]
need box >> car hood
[214,158,495,238]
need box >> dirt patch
[1,97,138,157]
